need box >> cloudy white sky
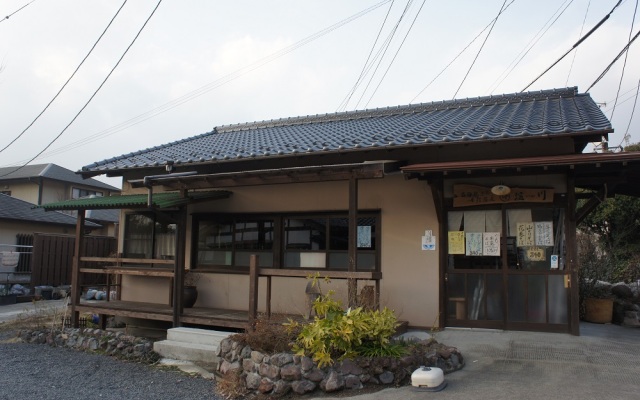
[1,0,639,188]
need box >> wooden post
[248,255,259,331]
[172,208,187,327]
[567,175,580,335]
[266,276,272,318]
[71,210,85,328]
[348,175,358,308]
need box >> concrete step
[153,328,232,363]
[153,340,220,363]
[167,327,230,347]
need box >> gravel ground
[0,330,220,400]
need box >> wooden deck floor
[77,300,251,329]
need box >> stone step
[153,340,220,363]
[166,327,230,346]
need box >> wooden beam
[258,269,381,280]
[71,211,85,328]
[575,189,605,225]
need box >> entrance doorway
[444,207,571,332]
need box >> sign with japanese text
[466,232,483,256]
[483,232,501,256]
[517,223,535,247]
[534,221,554,246]
[453,185,554,207]
[448,231,465,254]
[526,246,546,262]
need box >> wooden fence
[31,233,117,287]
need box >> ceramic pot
[183,286,198,308]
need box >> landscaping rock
[216,336,465,397]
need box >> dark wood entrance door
[444,207,571,332]
[446,270,570,332]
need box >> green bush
[287,290,404,367]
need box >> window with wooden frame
[123,213,177,260]
[191,212,380,272]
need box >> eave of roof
[80,87,612,178]
[38,190,231,211]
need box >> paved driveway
[312,323,640,400]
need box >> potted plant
[183,270,200,308]
[577,233,614,323]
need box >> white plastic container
[411,366,447,392]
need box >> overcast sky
[1,0,639,188]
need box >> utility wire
[609,0,638,122]
[521,0,623,92]
[410,0,517,103]
[0,0,163,178]
[0,0,128,155]
[354,0,414,109]
[364,0,427,108]
[0,1,390,168]
[618,77,640,147]
[565,0,590,86]
[488,0,573,95]
[585,28,640,92]
[0,0,36,24]
[453,0,507,99]
[337,0,395,112]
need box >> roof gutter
[139,171,199,207]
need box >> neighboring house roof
[0,163,120,192]
[85,209,120,223]
[0,194,100,227]
[81,87,611,175]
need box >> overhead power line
[619,77,640,147]
[1,0,391,168]
[521,0,623,92]
[0,0,36,24]
[410,0,517,103]
[0,0,163,178]
[488,0,574,95]
[453,0,508,99]
[353,0,415,110]
[364,0,427,108]
[585,28,640,92]
[565,0,590,86]
[0,0,128,155]
[609,0,638,122]
[337,0,395,112]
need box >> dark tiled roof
[0,194,100,227]
[0,163,120,191]
[82,87,611,174]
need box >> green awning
[39,190,232,211]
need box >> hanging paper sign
[550,254,559,269]
[448,231,465,254]
[453,184,554,207]
[422,230,436,250]
[465,232,483,256]
[526,247,546,261]
[483,232,501,256]
[517,223,535,247]
[534,222,554,246]
[357,226,372,248]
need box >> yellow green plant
[286,289,404,367]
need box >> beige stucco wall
[2,182,40,204]
[119,174,441,328]
[0,221,73,246]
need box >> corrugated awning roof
[38,190,231,211]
